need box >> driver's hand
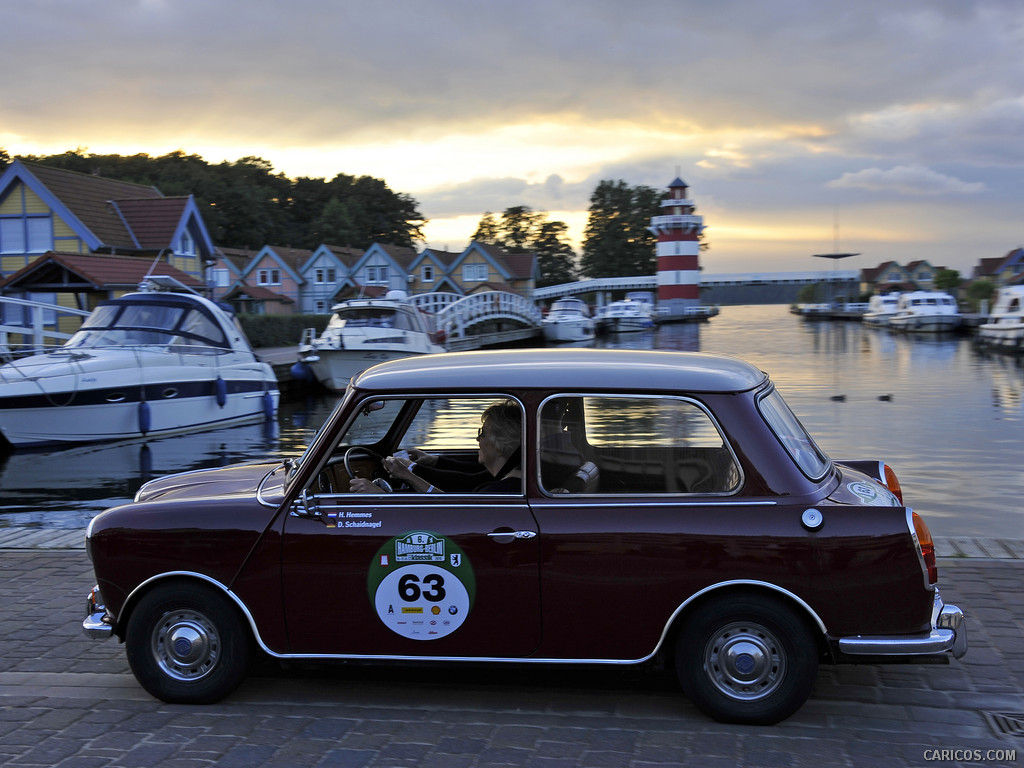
[383,455,416,481]
[349,477,377,493]
[407,449,437,466]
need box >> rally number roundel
[368,531,476,641]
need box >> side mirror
[291,488,324,520]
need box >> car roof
[352,348,768,394]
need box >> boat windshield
[330,307,419,331]
[65,300,230,351]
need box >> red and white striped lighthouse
[648,176,703,312]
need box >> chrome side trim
[122,575,830,666]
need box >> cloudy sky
[3,0,1022,275]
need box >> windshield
[65,299,230,351]
[758,389,831,479]
[329,307,418,331]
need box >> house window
[422,264,434,282]
[1,216,52,254]
[257,269,281,285]
[179,230,195,256]
[315,300,328,313]
[207,268,230,288]
[919,271,932,281]
[315,268,336,284]
[463,263,488,282]
[366,266,388,284]
[887,270,902,282]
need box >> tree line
[1,148,687,287]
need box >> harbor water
[1,304,1020,540]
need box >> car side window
[539,395,740,495]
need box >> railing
[421,291,543,342]
[0,295,91,353]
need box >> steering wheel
[343,446,393,491]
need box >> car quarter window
[539,396,740,495]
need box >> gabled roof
[415,247,461,268]
[861,261,904,282]
[114,197,190,249]
[0,251,203,292]
[3,161,164,250]
[358,243,419,271]
[223,284,294,303]
[216,246,260,274]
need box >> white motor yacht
[297,290,446,392]
[888,291,961,333]
[862,293,901,327]
[976,285,1024,351]
[0,277,279,449]
[542,297,595,343]
[596,295,655,333]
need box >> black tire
[125,581,251,704]
[676,595,818,725]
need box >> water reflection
[1,305,1021,539]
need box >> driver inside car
[349,400,522,494]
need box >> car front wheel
[125,582,250,704]
[676,595,818,725]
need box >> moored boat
[0,277,279,449]
[542,297,595,343]
[862,293,901,327]
[296,290,445,392]
[976,285,1024,352]
[888,291,961,333]
[596,293,655,333]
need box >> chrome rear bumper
[837,590,966,659]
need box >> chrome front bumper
[837,590,966,659]
[82,585,113,640]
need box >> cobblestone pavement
[0,551,1021,768]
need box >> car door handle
[487,530,537,540]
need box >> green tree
[471,206,578,285]
[472,212,501,243]
[933,268,962,292]
[14,149,426,251]
[580,180,661,278]
[966,279,996,312]
[0,147,10,171]
[532,220,577,287]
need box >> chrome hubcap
[704,621,785,701]
[152,610,219,682]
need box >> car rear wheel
[676,595,818,724]
[125,582,250,704]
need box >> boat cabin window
[331,308,417,331]
[538,395,740,495]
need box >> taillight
[912,511,937,585]
[882,463,903,504]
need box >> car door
[279,394,541,659]
[280,489,540,658]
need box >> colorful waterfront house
[409,247,462,295]
[449,241,537,300]
[973,248,1024,287]
[300,244,362,314]
[208,246,258,301]
[860,261,912,295]
[350,243,419,295]
[904,260,943,289]
[0,160,214,293]
[235,245,309,315]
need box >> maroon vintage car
[83,348,966,724]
